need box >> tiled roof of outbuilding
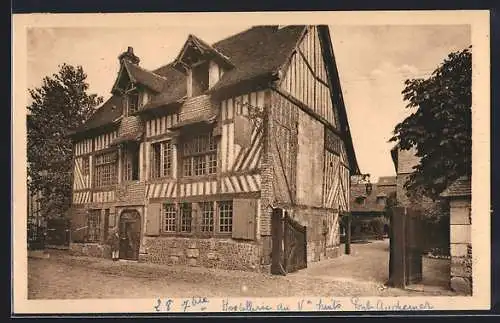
[440,176,471,198]
[377,176,396,186]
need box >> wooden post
[390,207,407,289]
[271,208,285,275]
[345,212,352,255]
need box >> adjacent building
[68,25,359,271]
[390,146,441,211]
[349,176,395,241]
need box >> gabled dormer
[172,35,234,98]
[111,46,166,116]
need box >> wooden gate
[271,208,307,275]
[389,207,424,288]
[46,218,70,247]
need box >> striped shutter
[70,208,87,243]
[145,203,162,236]
[232,199,256,240]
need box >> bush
[422,215,450,256]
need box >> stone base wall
[141,237,263,272]
[450,244,472,295]
[70,243,111,259]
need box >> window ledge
[148,177,175,183]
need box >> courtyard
[28,239,455,299]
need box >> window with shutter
[218,201,233,234]
[232,199,257,240]
[145,203,162,236]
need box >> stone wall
[449,199,472,295]
[289,206,341,263]
[141,237,263,272]
[70,243,111,259]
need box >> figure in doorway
[107,227,120,261]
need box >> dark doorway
[122,143,140,181]
[118,209,141,260]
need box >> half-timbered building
[69,25,360,271]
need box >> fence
[27,223,45,250]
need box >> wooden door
[118,209,141,260]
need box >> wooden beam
[271,86,344,140]
[297,48,329,88]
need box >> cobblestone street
[28,240,455,299]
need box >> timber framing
[317,25,360,175]
[68,26,359,270]
[270,86,344,139]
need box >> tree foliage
[27,64,103,219]
[390,46,472,200]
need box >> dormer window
[173,35,234,98]
[127,92,139,115]
[376,193,387,206]
[355,196,366,205]
[192,61,210,96]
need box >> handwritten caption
[153,297,434,312]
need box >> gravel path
[28,240,455,299]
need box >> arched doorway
[119,209,141,261]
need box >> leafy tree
[390,46,472,200]
[27,64,103,220]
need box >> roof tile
[72,26,305,136]
[440,176,471,198]
[124,61,167,93]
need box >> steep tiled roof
[174,34,233,69]
[124,60,167,93]
[71,26,305,136]
[141,64,187,111]
[70,95,123,135]
[440,176,471,198]
[69,25,360,177]
[209,25,305,92]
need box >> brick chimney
[118,46,140,65]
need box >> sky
[26,24,471,182]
